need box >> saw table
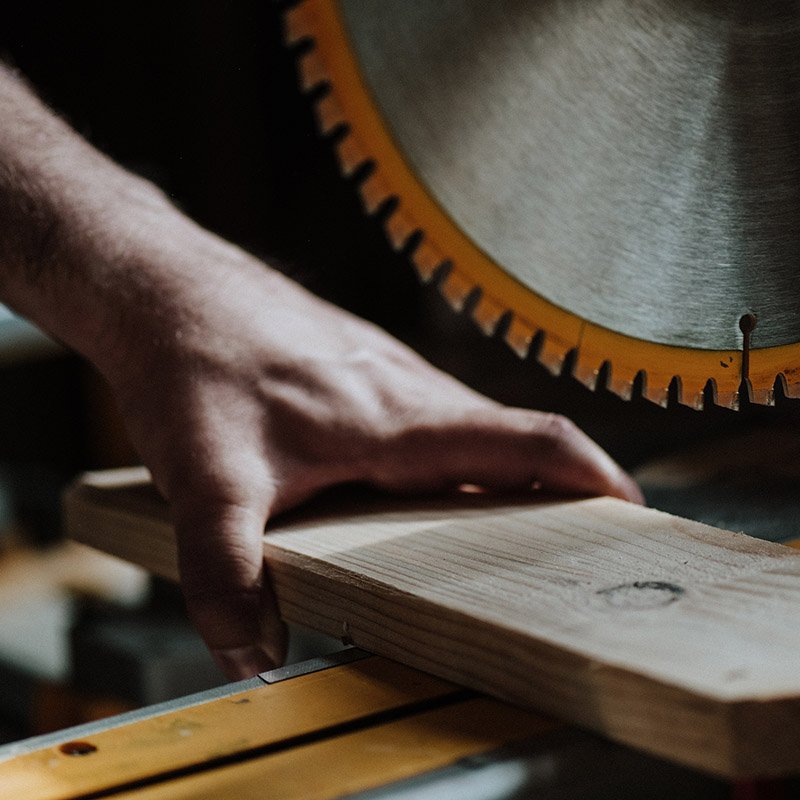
[0,648,736,799]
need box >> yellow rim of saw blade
[285,0,800,409]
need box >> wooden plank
[64,468,800,778]
[0,656,465,800]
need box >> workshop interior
[1,1,800,797]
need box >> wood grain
[64,468,800,777]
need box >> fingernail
[616,471,645,504]
[212,646,278,680]
[630,481,646,505]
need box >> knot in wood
[596,581,684,609]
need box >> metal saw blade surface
[287,1,800,407]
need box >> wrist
[0,161,178,365]
[0,64,187,367]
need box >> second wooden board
[65,469,800,778]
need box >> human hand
[91,211,643,680]
[0,64,641,678]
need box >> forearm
[0,63,207,368]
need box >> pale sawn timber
[64,467,800,778]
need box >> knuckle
[535,412,579,445]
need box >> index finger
[172,499,287,679]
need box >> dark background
[0,0,791,512]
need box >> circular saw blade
[285,0,800,409]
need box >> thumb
[172,498,287,680]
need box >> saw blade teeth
[703,377,718,408]
[285,3,794,412]
[692,386,707,411]
[774,372,800,401]
[412,242,447,283]
[374,195,399,224]
[669,376,683,407]
[472,295,508,336]
[335,133,363,174]
[316,94,346,135]
[686,391,706,411]
[400,230,424,258]
[536,334,570,376]
[606,364,640,402]
[709,378,740,411]
[347,158,376,186]
[736,378,776,407]
[641,376,671,408]
[326,122,350,147]
[284,3,315,45]
[775,372,800,400]
[297,48,327,94]
[721,377,742,410]
[572,356,603,392]
[504,317,537,359]
[287,34,314,60]
[438,268,474,312]
[737,379,752,407]
[572,350,614,392]
[674,376,707,410]
[746,381,776,407]
[359,173,393,215]
[385,206,417,250]
[572,344,638,398]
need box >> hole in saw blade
[739,312,757,335]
